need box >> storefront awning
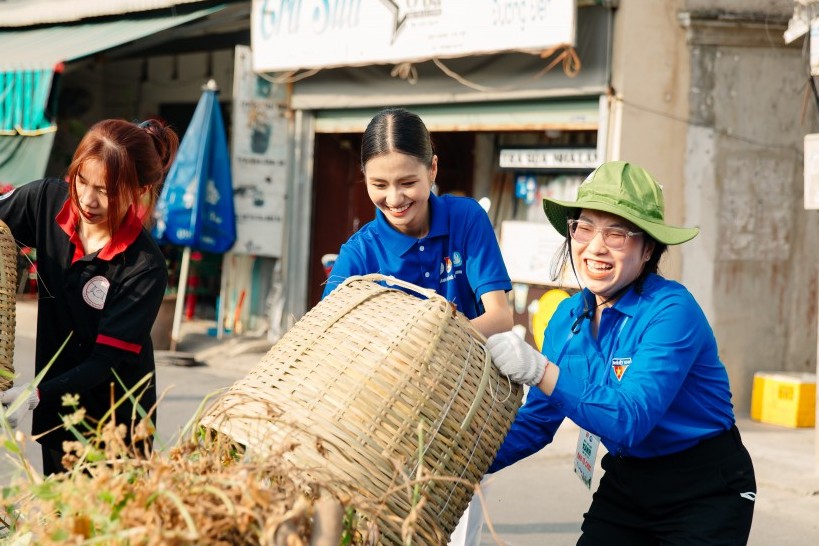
[0,0,208,28]
[0,4,226,185]
[289,6,611,111]
[0,4,225,72]
[314,99,601,133]
[0,4,226,134]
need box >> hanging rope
[420,43,582,92]
[259,44,582,90]
[431,58,496,92]
[540,42,582,78]
[258,68,323,85]
[390,62,419,85]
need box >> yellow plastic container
[750,372,816,428]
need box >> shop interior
[309,127,597,346]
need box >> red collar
[56,199,144,264]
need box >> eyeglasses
[567,219,642,250]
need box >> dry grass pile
[0,273,518,545]
[0,409,401,545]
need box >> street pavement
[5,298,819,544]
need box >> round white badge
[82,276,110,309]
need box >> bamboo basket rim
[199,274,522,544]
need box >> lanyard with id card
[574,428,600,489]
[554,310,629,489]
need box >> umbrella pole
[170,246,192,352]
[217,253,230,340]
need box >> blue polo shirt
[323,193,511,320]
[490,273,735,471]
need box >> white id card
[574,428,600,489]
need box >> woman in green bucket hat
[486,161,756,545]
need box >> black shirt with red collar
[0,178,167,448]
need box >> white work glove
[3,404,19,428]
[1,406,18,429]
[486,331,549,386]
[1,385,39,429]
[1,384,40,411]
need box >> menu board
[500,220,579,288]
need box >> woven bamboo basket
[0,221,16,391]
[200,274,523,544]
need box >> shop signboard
[231,45,289,256]
[251,0,576,72]
[499,147,598,170]
[500,220,579,288]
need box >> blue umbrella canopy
[153,81,236,253]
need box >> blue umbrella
[153,79,236,252]
[153,79,236,351]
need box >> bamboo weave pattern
[201,274,522,544]
[0,220,16,391]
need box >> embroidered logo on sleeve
[611,357,632,381]
[82,276,110,309]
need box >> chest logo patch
[443,256,453,273]
[452,251,462,266]
[83,276,110,310]
[612,357,632,381]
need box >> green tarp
[0,132,56,187]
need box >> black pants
[577,425,756,546]
[41,446,66,476]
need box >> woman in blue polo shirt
[487,161,756,545]
[0,118,178,475]
[323,107,513,545]
[323,107,513,337]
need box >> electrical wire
[615,96,803,158]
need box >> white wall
[684,27,817,410]
[609,0,691,280]
[611,0,818,412]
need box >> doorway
[307,131,476,309]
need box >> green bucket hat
[543,161,699,245]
